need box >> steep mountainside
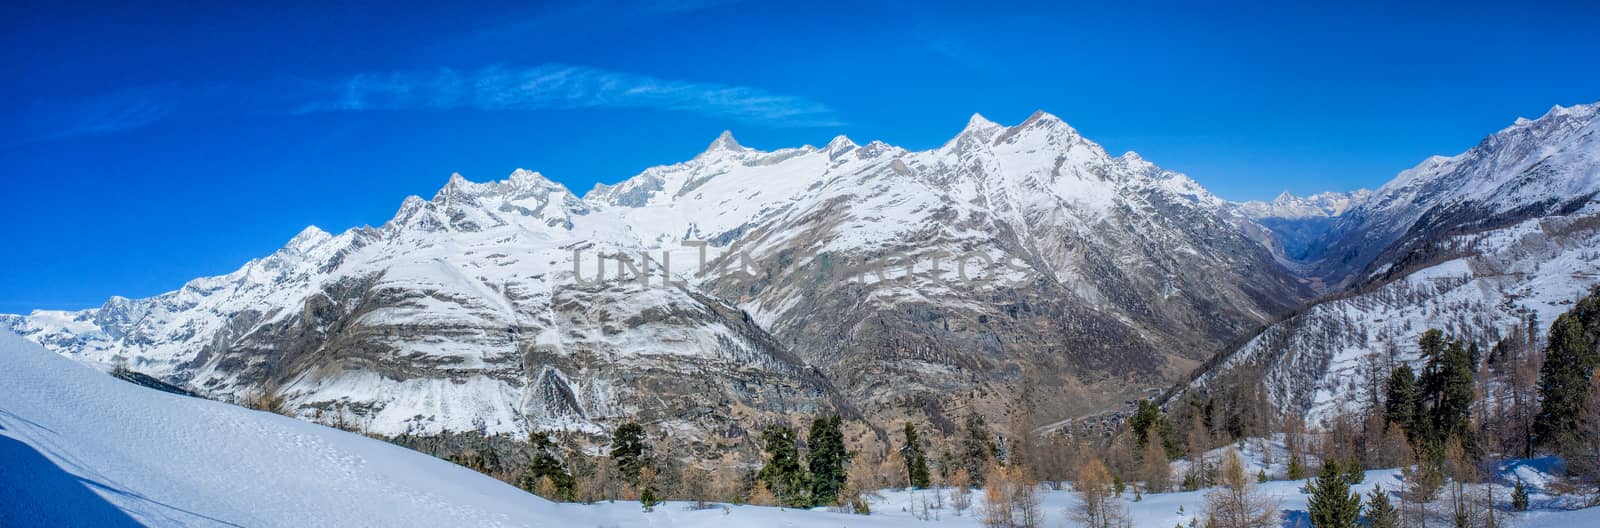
[611,112,1312,429]
[1307,103,1600,288]
[1186,102,1600,424]
[2,111,1309,457]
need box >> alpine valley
[7,102,1599,471]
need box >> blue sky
[3,1,1598,313]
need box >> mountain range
[6,102,1598,463]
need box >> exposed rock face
[673,112,1311,428]
[5,111,1313,458]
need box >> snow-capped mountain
[1307,103,1600,288]
[2,167,837,458]
[2,110,1309,459]
[1235,190,1371,220]
[1234,190,1373,266]
[1186,101,1600,424]
[672,111,1311,430]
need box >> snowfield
[0,331,572,527]
[8,330,1600,527]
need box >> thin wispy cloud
[299,65,842,127]
[20,85,178,141]
[13,64,840,144]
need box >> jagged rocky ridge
[3,110,1313,458]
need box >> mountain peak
[707,130,743,152]
[1543,100,1600,121]
[1018,109,1074,132]
[508,168,553,188]
[947,113,1004,150]
[285,225,332,253]
[1026,109,1058,121]
[824,135,858,157]
[1502,100,1600,134]
[434,172,477,198]
[965,113,1001,131]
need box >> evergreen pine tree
[900,422,932,489]
[960,414,997,484]
[1365,484,1399,528]
[1307,461,1361,528]
[1511,478,1529,512]
[520,432,575,500]
[1287,454,1306,481]
[1383,365,1422,437]
[1534,313,1599,450]
[1130,399,1177,455]
[806,415,851,506]
[758,424,809,507]
[609,422,650,485]
[1418,330,1448,429]
[1430,338,1476,446]
[638,466,659,512]
[1340,457,1364,485]
[640,486,658,512]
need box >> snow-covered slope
[2,111,1309,460]
[11,329,1600,527]
[0,330,574,527]
[1191,205,1600,422]
[0,328,990,527]
[1309,102,1600,287]
[0,330,1027,528]
[1187,101,1600,423]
